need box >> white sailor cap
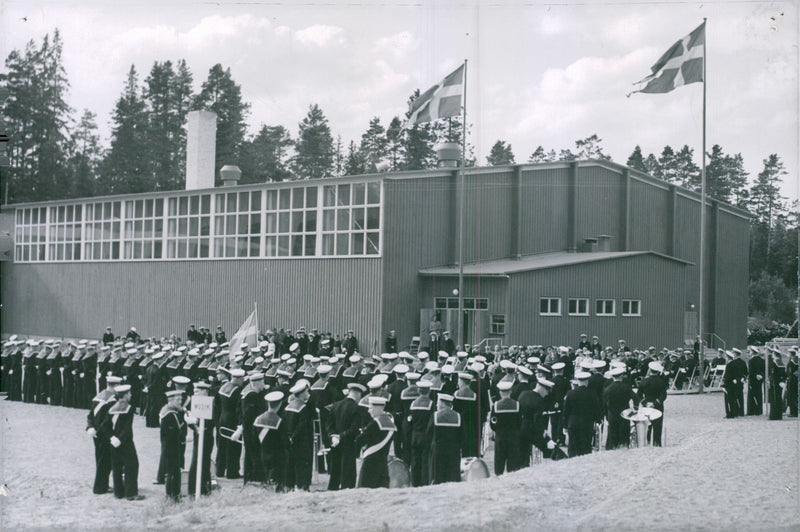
[229,368,246,378]
[106,376,123,384]
[265,391,284,403]
[114,384,131,394]
[417,379,433,389]
[527,357,541,365]
[406,372,421,381]
[438,393,454,402]
[290,380,310,394]
[393,364,409,374]
[173,376,191,385]
[470,362,485,372]
[368,396,388,407]
[166,390,183,398]
[417,351,430,360]
[458,372,473,381]
[610,366,626,377]
[317,364,332,375]
[348,383,367,394]
[349,354,362,363]
[497,380,513,391]
[537,377,555,388]
[424,361,439,372]
[648,361,665,374]
[289,342,300,352]
[517,365,533,377]
[574,371,591,380]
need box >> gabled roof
[418,251,693,277]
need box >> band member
[768,351,786,420]
[160,390,186,501]
[747,347,765,416]
[490,380,520,475]
[408,380,434,486]
[603,366,636,450]
[563,371,601,457]
[723,349,747,418]
[637,362,669,446]
[254,391,290,491]
[429,393,461,484]
[453,372,480,458]
[355,396,397,488]
[108,385,144,500]
[326,383,367,490]
[218,368,246,479]
[284,379,314,491]
[239,373,267,484]
[86,375,122,494]
[187,382,215,496]
[786,349,799,418]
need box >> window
[14,207,47,262]
[48,204,83,261]
[568,298,589,316]
[264,187,314,257]
[84,201,121,260]
[215,191,259,258]
[321,181,381,256]
[622,299,641,317]
[123,198,164,259]
[491,314,506,335]
[165,194,211,259]
[596,299,616,316]
[434,297,488,310]
[539,297,561,316]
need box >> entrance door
[684,311,698,342]
[462,310,489,348]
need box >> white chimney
[185,110,217,190]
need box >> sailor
[563,371,601,457]
[239,372,267,484]
[603,366,636,450]
[637,361,668,446]
[453,372,480,459]
[355,396,397,488]
[217,368,245,479]
[108,384,144,500]
[386,364,409,460]
[490,380,520,475]
[86,375,122,494]
[160,389,187,501]
[284,379,314,491]
[722,349,747,418]
[326,382,367,490]
[429,393,461,484]
[254,391,289,491]
[408,379,434,486]
[746,346,765,416]
[187,381,215,496]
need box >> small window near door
[491,314,505,335]
[622,299,641,317]
[539,297,561,316]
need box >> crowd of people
[1,327,797,503]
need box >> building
[0,115,750,351]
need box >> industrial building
[1,112,750,352]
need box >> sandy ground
[1,393,798,531]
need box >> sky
[1,0,798,202]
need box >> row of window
[14,182,382,262]
[540,297,641,317]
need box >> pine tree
[332,134,344,177]
[626,146,647,172]
[344,140,365,176]
[66,109,101,198]
[240,124,293,183]
[486,140,515,165]
[401,90,437,170]
[385,117,404,171]
[144,60,178,190]
[100,65,151,194]
[359,117,388,173]
[643,153,661,178]
[194,64,250,183]
[573,134,610,160]
[672,145,701,190]
[293,103,334,179]
[3,30,73,202]
[528,146,548,163]
[658,146,678,183]
[705,144,749,205]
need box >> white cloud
[374,31,417,60]
[293,24,346,47]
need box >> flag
[404,63,464,128]
[228,307,258,355]
[630,22,705,96]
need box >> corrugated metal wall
[629,178,671,253]
[575,165,623,250]
[518,166,572,254]
[1,259,383,352]
[507,254,688,348]
[462,170,515,263]
[713,210,750,347]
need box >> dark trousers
[112,443,139,498]
[225,439,242,479]
[216,430,229,477]
[290,440,313,490]
[724,386,738,418]
[647,416,663,446]
[93,439,113,494]
[164,452,181,501]
[493,433,518,475]
[262,450,288,492]
[327,442,358,490]
[410,444,430,487]
[550,411,565,444]
[606,414,630,450]
[747,383,763,415]
[568,425,593,457]
[243,431,264,483]
[188,431,213,496]
[49,372,62,406]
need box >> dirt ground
[1,393,798,531]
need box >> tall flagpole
[698,18,707,393]
[457,59,468,350]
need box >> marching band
[1,328,798,502]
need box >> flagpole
[254,302,259,340]
[457,59,468,350]
[698,18,707,393]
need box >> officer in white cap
[603,366,636,450]
[490,380,520,475]
[217,368,246,479]
[326,382,367,490]
[253,391,289,492]
[160,389,186,501]
[431,393,461,484]
[107,384,145,500]
[285,379,314,490]
[563,371,601,457]
[637,362,668,445]
[354,395,397,488]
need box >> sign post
[190,394,214,501]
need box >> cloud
[293,24,346,47]
[373,31,417,60]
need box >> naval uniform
[159,404,187,501]
[216,381,243,479]
[253,410,290,491]
[429,407,462,484]
[747,355,765,416]
[603,381,635,450]
[563,385,601,457]
[239,385,266,484]
[408,395,433,486]
[87,389,116,494]
[326,395,363,490]
[490,396,521,475]
[453,386,480,458]
[284,396,314,490]
[355,412,397,488]
[108,402,140,499]
[637,373,668,446]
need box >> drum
[461,457,490,481]
[387,457,411,488]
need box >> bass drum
[461,457,490,481]
[387,457,411,488]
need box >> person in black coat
[490,381,520,475]
[284,380,315,491]
[384,330,398,354]
[747,347,765,415]
[254,391,290,492]
[108,385,144,500]
[563,372,601,457]
[159,390,186,501]
[217,369,245,479]
[723,349,747,418]
[768,352,786,420]
[86,376,121,494]
[326,383,367,490]
[238,374,267,484]
[408,381,434,486]
[355,396,397,488]
[637,362,669,446]
[429,393,462,484]
[102,327,115,345]
[603,367,636,449]
[187,382,215,496]
[786,350,798,418]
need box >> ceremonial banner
[404,63,464,127]
[228,307,258,355]
[630,22,705,95]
